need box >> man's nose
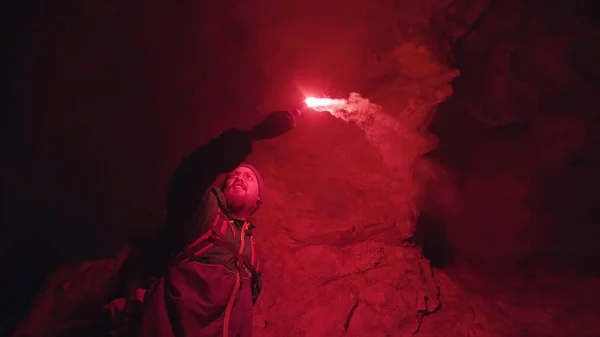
[233,172,248,181]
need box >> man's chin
[225,194,246,209]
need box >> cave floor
[419,259,600,337]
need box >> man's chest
[186,208,260,275]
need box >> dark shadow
[411,212,453,268]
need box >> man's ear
[254,198,262,211]
[249,198,262,215]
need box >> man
[137,110,298,337]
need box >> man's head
[222,164,263,218]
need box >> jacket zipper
[222,221,248,337]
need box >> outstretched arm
[166,128,253,225]
[166,109,299,220]
[163,110,298,253]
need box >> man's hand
[249,110,299,141]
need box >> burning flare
[303,93,381,128]
[304,96,349,113]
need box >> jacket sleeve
[164,128,253,252]
[251,272,263,305]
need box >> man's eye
[244,173,254,181]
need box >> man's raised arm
[166,110,298,229]
[166,127,253,224]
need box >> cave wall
[426,0,600,260]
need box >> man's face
[223,166,260,214]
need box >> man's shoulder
[201,187,221,210]
[201,187,235,220]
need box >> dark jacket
[137,128,262,337]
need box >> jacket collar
[211,187,256,230]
